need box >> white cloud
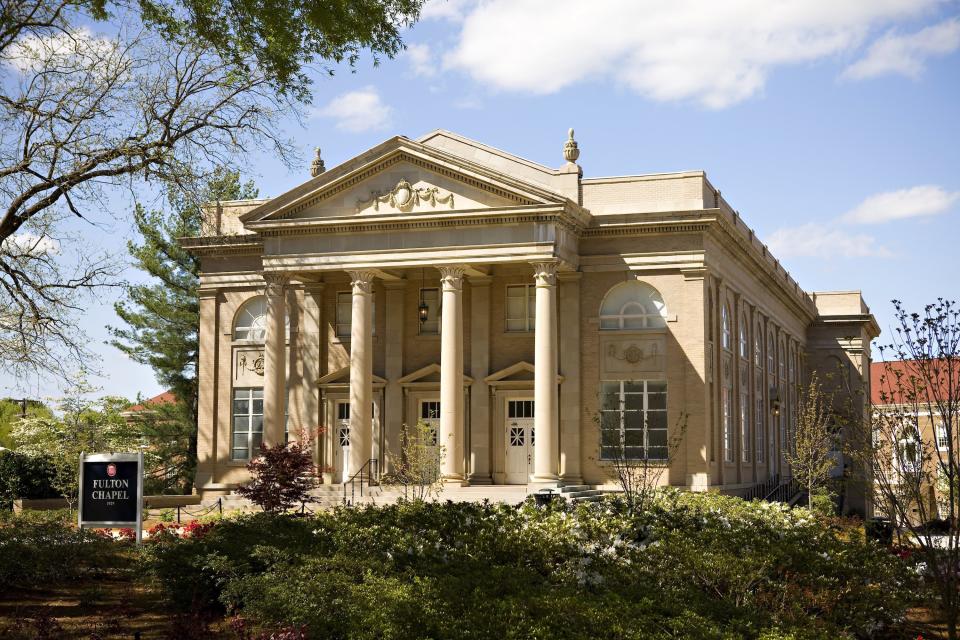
[315,87,392,133]
[4,28,115,74]
[841,185,960,224]
[406,43,436,77]
[766,223,891,259]
[443,0,941,108]
[2,233,61,256]
[842,18,960,80]
[421,0,476,22]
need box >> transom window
[505,284,536,332]
[419,288,440,335]
[599,381,668,460]
[234,296,289,341]
[508,400,534,418]
[599,281,667,330]
[232,388,263,460]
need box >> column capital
[531,261,559,287]
[438,265,466,291]
[347,270,378,295]
[263,272,289,295]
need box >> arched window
[778,338,786,380]
[599,280,667,330]
[720,304,731,350]
[767,333,775,375]
[234,296,289,341]
[739,311,749,359]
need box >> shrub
[147,493,918,639]
[0,449,58,510]
[0,510,123,588]
[236,441,317,513]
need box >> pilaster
[558,272,582,484]
[383,279,407,474]
[468,275,493,484]
[263,273,288,446]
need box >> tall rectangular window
[232,388,263,460]
[936,424,949,451]
[755,394,765,463]
[505,284,536,332]
[740,390,750,463]
[723,387,734,463]
[419,288,440,335]
[599,381,668,460]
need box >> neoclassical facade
[185,130,878,508]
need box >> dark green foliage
[0,449,58,509]
[0,511,122,588]
[138,399,198,495]
[147,492,918,639]
[110,170,257,491]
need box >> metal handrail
[343,458,379,505]
[745,474,781,501]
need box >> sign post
[78,452,144,544]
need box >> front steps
[203,482,611,512]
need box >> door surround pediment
[398,363,474,388]
[317,366,387,389]
[485,361,564,388]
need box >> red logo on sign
[107,463,117,477]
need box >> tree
[385,419,444,502]
[0,0,423,378]
[0,398,52,448]
[785,372,838,511]
[12,373,142,511]
[597,410,688,515]
[130,398,197,494]
[109,169,258,472]
[847,299,960,639]
[236,440,318,513]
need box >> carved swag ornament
[238,352,265,376]
[607,341,659,365]
[356,178,455,212]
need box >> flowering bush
[147,492,919,639]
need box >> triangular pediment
[242,137,569,226]
[317,366,387,387]
[398,363,473,386]
[485,361,564,385]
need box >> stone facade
[184,130,879,512]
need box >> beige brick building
[184,130,878,510]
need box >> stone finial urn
[310,147,325,177]
[563,128,580,163]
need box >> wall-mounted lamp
[769,387,781,417]
[418,268,429,325]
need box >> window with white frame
[599,281,668,330]
[722,385,734,463]
[419,288,440,335]
[721,304,731,350]
[937,423,949,451]
[336,291,375,338]
[894,434,922,477]
[234,296,289,341]
[232,388,263,460]
[505,284,536,332]
[754,323,763,368]
[778,339,786,380]
[599,381,668,460]
[767,333,775,375]
[755,389,765,463]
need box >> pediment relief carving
[356,178,455,213]
[599,334,666,377]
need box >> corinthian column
[263,273,288,446]
[439,265,466,481]
[347,270,376,479]
[532,261,560,482]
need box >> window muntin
[722,386,734,463]
[755,393,765,463]
[508,400,534,418]
[419,288,440,335]
[599,381,668,460]
[234,296,289,341]
[936,424,949,451]
[739,312,749,359]
[599,281,667,330]
[767,333,775,374]
[721,304,731,350]
[740,386,750,463]
[505,284,536,332]
[778,338,786,380]
[336,291,375,339]
[232,388,263,460]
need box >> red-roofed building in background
[871,359,959,524]
[123,390,177,415]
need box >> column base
[466,473,493,485]
[559,475,584,485]
[528,479,562,491]
[442,474,466,485]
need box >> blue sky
[5,0,959,402]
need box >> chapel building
[184,130,878,511]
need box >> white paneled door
[505,399,535,484]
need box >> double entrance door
[505,399,535,484]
